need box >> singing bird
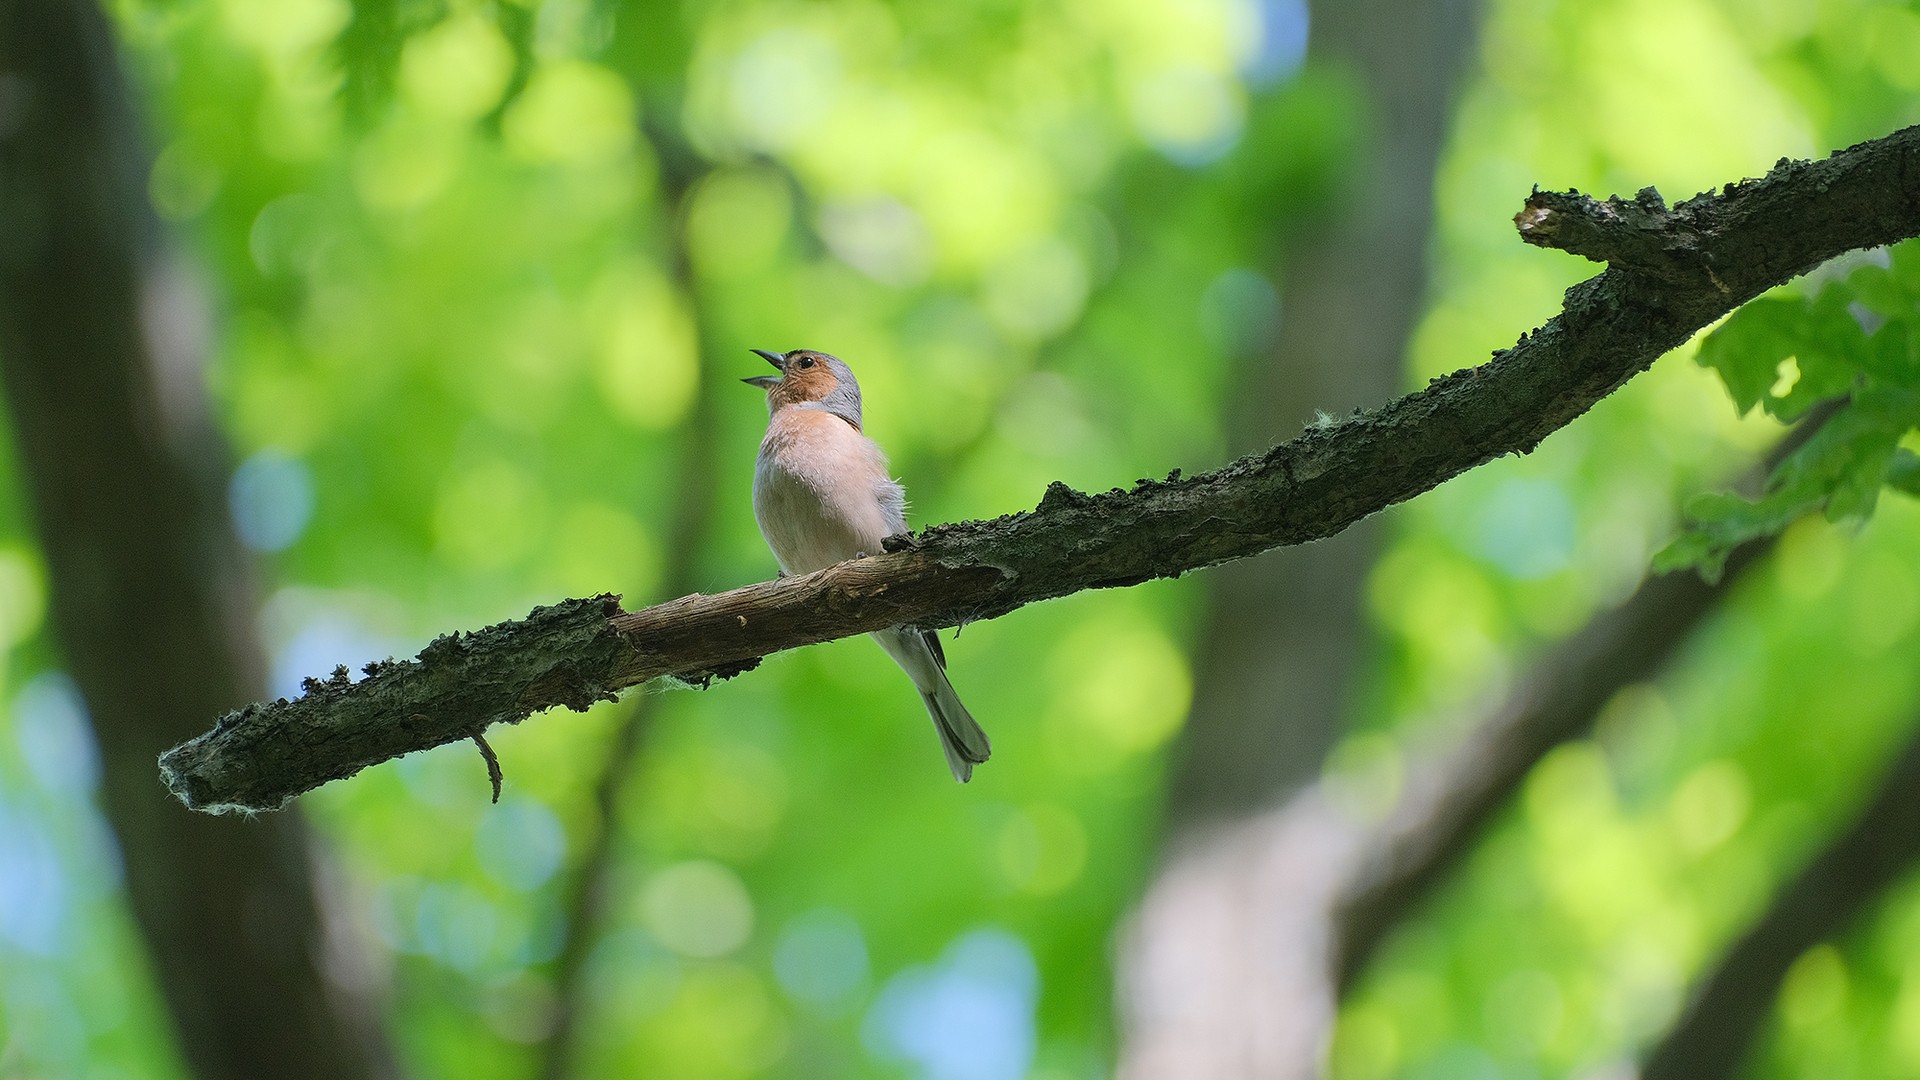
[743,347,992,782]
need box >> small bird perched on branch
[743,347,992,781]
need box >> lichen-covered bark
[160,597,633,812]
[161,124,1920,814]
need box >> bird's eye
[797,357,816,369]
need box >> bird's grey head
[742,348,864,428]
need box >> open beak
[742,348,784,389]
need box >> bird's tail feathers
[920,673,991,783]
[872,627,992,783]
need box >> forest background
[2,0,1919,1078]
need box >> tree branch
[1515,186,1700,276]
[158,125,1920,813]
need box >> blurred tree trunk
[0,2,395,1078]
[1119,1,1478,1075]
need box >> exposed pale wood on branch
[159,125,1920,813]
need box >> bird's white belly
[753,450,890,575]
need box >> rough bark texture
[0,1,395,1077]
[160,123,1920,814]
[1640,715,1920,1080]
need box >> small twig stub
[473,733,503,803]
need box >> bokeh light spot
[774,908,869,1011]
[687,167,793,280]
[1666,759,1750,855]
[1892,967,1920,1069]
[1242,0,1310,86]
[265,593,403,700]
[247,193,328,279]
[865,928,1038,1080]
[584,928,682,1023]
[475,798,567,892]
[1780,944,1848,1029]
[1330,1002,1400,1080]
[981,238,1089,343]
[996,804,1088,895]
[1200,267,1282,358]
[594,265,699,430]
[229,450,315,553]
[399,14,515,121]
[1323,733,1405,824]
[434,459,544,571]
[1485,969,1564,1054]
[1129,65,1245,166]
[1867,6,1920,92]
[0,545,46,648]
[149,139,222,221]
[0,800,69,955]
[641,860,755,958]
[351,116,462,210]
[1775,517,1846,600]
[725,28,841,152]
[1473,478,1577,580]
[656,963,788,1076]
[1846,548,1920,655]
[219,0,347,59]
[550,502,659,598]
[13,673,99,797]
[413,882,499,972]
[503,60,636,166]
[910,131,1051,270]
[820,198,932,287]
[1047,614,1192,763]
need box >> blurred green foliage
[1657,242,1920,581]
[0,0,1919,1078]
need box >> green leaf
[1847,263,1907,320]
[1657,379,1920,576]
[1860,320,1920,388]
[1773,286,1869,418]
[1889,239,1920,295]
[1658,484,1821,579]
[1697,298,1808,415]
[1887,448,1920,498]
[1695,288,1869,421]
[1652,531,1728,584]
[1852,241,1920,330]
